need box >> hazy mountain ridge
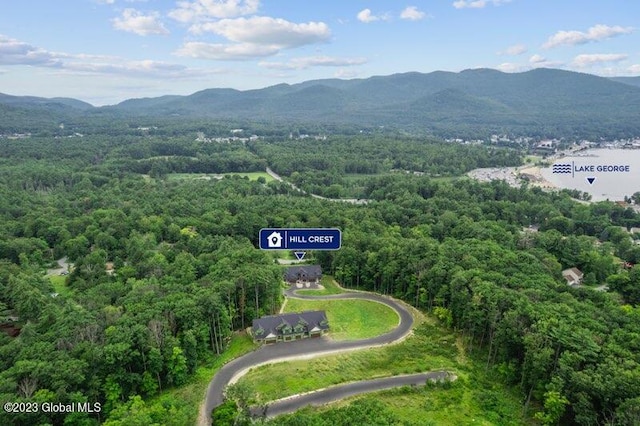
[2,68,640,136]
[609,76,640,88]
[0,93,94,110]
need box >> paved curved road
[249,371,453,419]
[201,286,415,424]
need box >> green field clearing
[166,172,274,182]
[283,297,398,341]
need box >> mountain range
[2,68,640,137]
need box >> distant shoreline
[518,165,558,189]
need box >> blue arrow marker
[294,252,306,260]
[586,177,596,185]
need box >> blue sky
[1,0,639,105]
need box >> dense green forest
[1,127,640,425]
[250,136,521,198]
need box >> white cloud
[0,35,63,67]
[496,62,524,72]
[334,69,359,79]
[543,24,633,49]
[181,16,330,60]
[453,0,510,9]
[169,0,259,23]
[63,60,182,77]
[175,41,279,60]
[496,55,563,72]
[112,9,169,36]
[628,64,640,74]
[95,0,115,4]
[357,9,387,23]
[400,6,426,21]
[453,0,485,9]
[529,54,546,63]
[190,16,330,47]
[498,44,527,56]
[259,56,367,70]
[572,53,628,67]
[0,34,221,79]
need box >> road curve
[202,286,415,424]
[249,371,453,419]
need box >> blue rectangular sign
[259,228,341,250]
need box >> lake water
[540,149,640,201]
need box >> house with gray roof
[251,310,329,343]
[284,265,322,287]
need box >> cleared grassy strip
[227,172,275,182]
[239,321,458,404]
[295,275,343,295]
[283,297,398,341]
[49,275,72,297]
[376,372,528,426]
[166,172,274,182]
[272,374,529,426]
[147,332,257,425]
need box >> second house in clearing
[251,311,329,343]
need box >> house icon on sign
[267,231,283,248]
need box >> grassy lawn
[295,275,343,295]
[283,296,398,341]
[146,332,257,425]
[49,275,72,297]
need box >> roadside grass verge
[239,322,458,404]
[146,332,257,425]
[283,297,398,341]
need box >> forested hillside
[1,127,640,425]
[3,68,640,138]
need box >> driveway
[201,287,415,424]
